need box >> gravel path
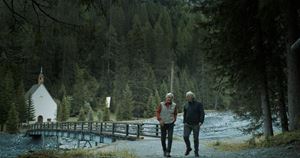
[99,137,300,158]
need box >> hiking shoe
[166,152,171,157]
[185,148,192,156]
[163,151,167,157]
[195,152,199,157]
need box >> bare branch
[11,0,17,24]
[32,0,81,27]
[31,0,40,32]
[3,0,28,23]
[2,0,44,28]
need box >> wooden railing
[22,122,161,138]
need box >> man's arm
[183,104,186,123]
[173,105,178,122]
[156,104,162,121]
[199,103,205,124]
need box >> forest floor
[99,137,300,158]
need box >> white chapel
[25,68,57,122]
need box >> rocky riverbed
[0,132,112,158]
[0,133,57,158]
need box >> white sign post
[106,97,111,109]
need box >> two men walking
[156,91,205,157]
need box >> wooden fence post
[137,124,140,138]
[112,123,115,135]
[126,124,129,136]
[156,124,159,137]
[100,122,103,134]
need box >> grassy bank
[209,130,300,151]
[18,149,136,158]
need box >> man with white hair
[183,91,205,157]
[156,92,178,157]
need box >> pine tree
[286,0,300,131]
[61,95,71,121]
[77,107,86,121]
[127,14,145,69]
[57,103,62,122]
[144,93,156,118]
[57,95,71,122]
[26,95,35,123]
[97,110,102,121]
[0,66,4,131]
[65,96,72,120]
[102,107,110,121]
[88,108,94,122]
[6,103,19,133]
[173,76,183,113]
[117,84,134,120]
[143,21,156,64]
[111,36,128,113]
[153,22,170,80]
[72,65,99,116]
[158,8,173,47]
[72,64,86,116]
[110,5,126,36]
[16,81,26,123]
[154,89,161,106]
[144,66,157,94]
[201,0,276,136]
[159,81,169,99]
[0,71,15,130]
[58,84,67,100]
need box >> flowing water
[144,111,280,141]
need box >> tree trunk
[287,45,300,130]
[259,73,274,138]
[256,13,274,137]
[214,95,218,110]
[286,0,300,131]
[170,61,174,93]
[278,77,289,132]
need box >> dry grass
[208,130,300,151]
[208,140,249,151]
[18,149,136,158]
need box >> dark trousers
[183,123,200,152]
[160,123,174,152]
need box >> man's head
[165,93,174,103]
[186,91,195,102]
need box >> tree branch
[32,0,81,27]
[31,0,40,32]
[3,0,29,23]
[11,0,17,26]
[291,37,300,51]
[2,0,44,28]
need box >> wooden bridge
[22,121,161,148]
